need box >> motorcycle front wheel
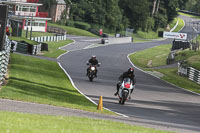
[89,77,93,82]
[121,98,126,104]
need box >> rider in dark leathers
[114,67,136,99]
[86,55,99,77]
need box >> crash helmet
[92,55,96,59]
[128,67,134,74]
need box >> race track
[58,16,200,133]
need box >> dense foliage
[40,0,188,33]
[184,0,200,14]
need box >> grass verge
[169,18,178,30]
[0,54,113,115]
[172,18,185,32]
[129,44,171,68]
[133,30,161,40]
[48,23,98,37]
[132,17,183,42]
[156,68,200,94]
[129,45,200,94]
[0,111,173,133]
[175,49,200,70]
[145,68,200,94]
[41,40,73,58]
[179,12,200,19]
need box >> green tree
[70,0,122,32]
[39,0,56,10]
[119,0,150,31]
[178,0,189,9]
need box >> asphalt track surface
[58,16,200,133]
[0,15,199,133]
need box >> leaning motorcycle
[118,78,134,104]
[86,62,100,82]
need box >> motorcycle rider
[114,67,136,99]
[86,55,99,77]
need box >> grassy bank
[175,49,200,70]
[129,44,171,68]
[0,54,113,114]
[129,45,200,94]
[0,111,173,133]
[132,17,184,42]
[156,68,200,93]
[172,18,185,32]
[41,40,73,58]
[179,12,200,19]
[132,30,161,40]
[48,23,98,37]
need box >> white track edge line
[57,53,128,118]
[58,39,76,50]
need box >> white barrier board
[163,31,187,40]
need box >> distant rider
[114,67,136,99]
[86,55,99,77]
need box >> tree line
[182,0,200,14]
[40,0,188,33]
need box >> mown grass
[0,54,113,115]
[129,44,171,68]
[8,36,38,45]
[41,40,73,58]
[132,30,161,40]
[129,44,200,94]
[132,17,183,42]
[175,49,200,70]
[156,68,200,94]
[179,12,200,19]
[0,111,173,133]
[172,18,185,32]
[169,18,178,30]
[48,23,98,37]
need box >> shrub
[66,20,75,27]
[74,21,91,30]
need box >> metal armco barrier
[188,67,200,84]
[172,40,190,51]
[0,36,11,85]
[31,35,67,43]
[178,63,200,84]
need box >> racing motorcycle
[118,78,135,104]
[86,62,100,82]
